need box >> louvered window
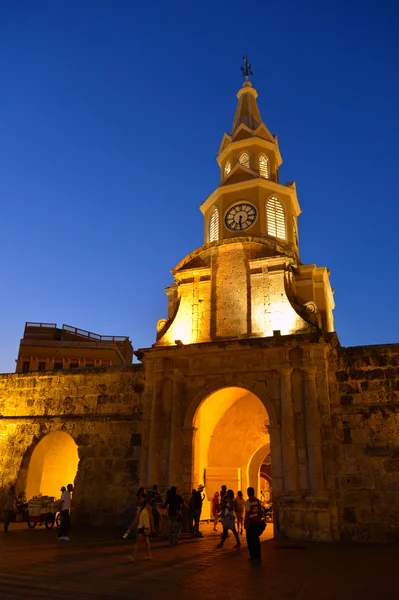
[259,154,269,178]
[238,151,250,169]
[266,197,286,240]
[209,207,219,242]
[224,161,231,177]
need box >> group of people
[125,483,266,563]
[211,485,265,561]
[3,481,266,562]
[123,484,206,560]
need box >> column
[182,426,198,491]
[303,367,325,495]
[168,376,184,486]
[147,379,163,486]
[266,424,283,499]
[279,367,298,494]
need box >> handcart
[27,496,60,529]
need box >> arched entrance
[25,431,79,499]
[192,387,271,515]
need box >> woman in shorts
[130,496,153,561]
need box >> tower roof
[231,80,263,134]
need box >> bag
[257,500,266,535]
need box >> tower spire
[232,57,261,134]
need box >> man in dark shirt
[189,485,204,537]
[166,486,184,546]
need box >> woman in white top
[130,496,153,561]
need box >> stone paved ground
[0,522,398,599]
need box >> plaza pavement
[0,522,398,599]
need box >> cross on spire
[241,56,253,80]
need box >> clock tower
[155,65,335,346]
[201,73,299,259]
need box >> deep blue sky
[1,1,398,373]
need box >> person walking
[57,483,73,541]
[130,496,153,561]
[220,485,227,510]
[123,487,146,539]
[211,491,220,531]
[244,486,264,562]
[216,489,241,549]
[166,486,184,546]
[3,484,16,533]
[235,491,245,535]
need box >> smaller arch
[238,151,250,169]
[266,196,286,240]
[224,161,231,177]
[259,154,270,179]
[247,443,270,497]
[209,206,219,242]
[25,431,79,499]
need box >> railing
[24,322,57,339]
[62,324,129,343]
[25,322,57,330]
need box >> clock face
[225,203,257,231]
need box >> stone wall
[330,343,399,541]
[0,365,145,526]
[2,334,399,541]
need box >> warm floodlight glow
[239,151,250,169]
[194,387,270,502]
[259,154,269,178]
[266,197,286,240]
[26,431,79,499]
[209,207,219,242]
[224,161,231,176]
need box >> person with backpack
[244,486,266,562]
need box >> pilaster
[279,367,299,494]
[168,371,185,486]
[302,366,325,495]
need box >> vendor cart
[27,496,60,529]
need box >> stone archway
[24,431,79,499]
[188,386,273,519]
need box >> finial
[241,56,253,80]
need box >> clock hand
[238,215,242,230]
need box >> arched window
[266,197,286,240]
[209,207,219,242]
[224,161,231,177]
[259,154,269,178]
[238,151,250,169]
